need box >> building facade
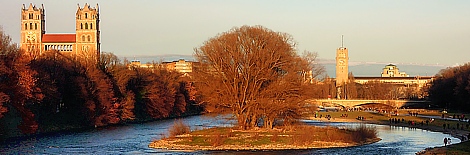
[335,38,349,87]
[381,64,408,77]
[20,3,100,60]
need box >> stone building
[20,3,100,60]
[381,64,408,77]
[335,40,348,87]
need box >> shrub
[350,124,378,143]
[168,119,190,137]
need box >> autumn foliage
[193,25,321,130]
[428,63,470,112]
[0,29,200,139]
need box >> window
[85,23,88,29]
[35,23,37,30]
[90,23,93,29]
[85,13,88,19]
[30,23,33,30]
[25,23,27,30]
[29,13,33,19]
[81,23,83,29]
[87,35,91,42]
[82,35,85,41]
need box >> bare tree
[193,25,318,129]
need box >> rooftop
[42,34,76,43]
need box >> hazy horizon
[1,1,469,66]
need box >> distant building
[20,3,100,60]
[335,38,348,87]
[162,59,194,74]
[381,64,408,77]
[333,39,434,99]
[354,76,433,88]
[129,60,156,68]
[128,59,196,76]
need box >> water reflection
[0,115,460,155]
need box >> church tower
[75,3,100,60]
[20,4,45,56]
[335,35,349,93]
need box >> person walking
[444,137,448,146]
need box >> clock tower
[21,4,45,56]
[76,3,100,60]
[335,35,349,89]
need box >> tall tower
[75,3,100,60]
[335,35,349,88]
[20,4,45,56]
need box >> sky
[1,0,469,66]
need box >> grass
[419,140,470,155]
[160,124,378,149]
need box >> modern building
[162,59,194,74]
[128,59,196,76]
[20,3,100,60]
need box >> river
[0,115,461,154]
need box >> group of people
[443,123,470,130]
[443,137,452,146]
[314,113,332,120]
[357,116,366,120]
[389,118,405,124]
[408,112,419,116]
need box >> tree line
[0,29,201,139]
[428,63,470,112]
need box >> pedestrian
[448,138,452,145]
[444,137,448,146]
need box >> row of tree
[428,63,470,112]
[0,29,200,139]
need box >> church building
[20,3,100,60]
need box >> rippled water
[0,115,460,154]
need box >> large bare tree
[193,25,320,129]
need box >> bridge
[307,99,431,108]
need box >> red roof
[42,34,76,43]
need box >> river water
[0,115,461,154]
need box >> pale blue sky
[1,0,469,66]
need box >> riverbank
[0,111,203,142]
[149,125,380,151]
[312,111,470,154]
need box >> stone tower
[335,35,349,87]
[75,3,100,60]
[20,4,45,56]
